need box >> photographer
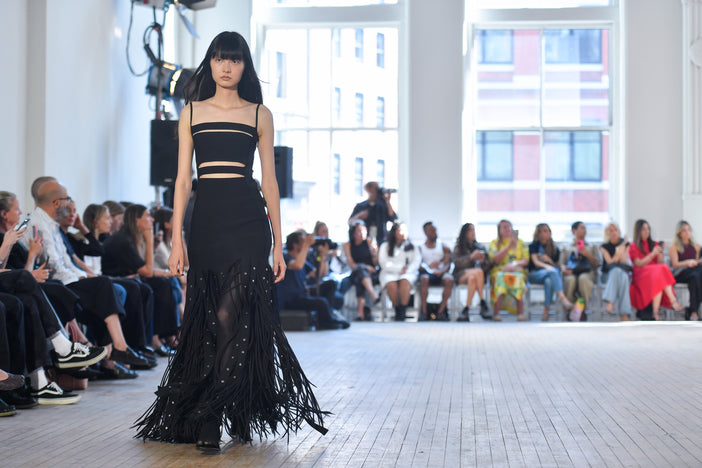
[348,181,397,244]
[306,222,344,311]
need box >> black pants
[141,277,178,338]
[0,294,26,374]
[675,265,702,319]
[68,276,125,347]
[112,278,154,348]
[283,294,335,326]
[349,265,379,301]
[40,279,80,325]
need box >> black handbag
[566,252,592,275]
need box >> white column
[682,0,702,230]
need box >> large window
[471,18,612,240]
[259,24,399,239]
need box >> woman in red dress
[628,219,683,320]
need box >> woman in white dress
[378,223,420,321]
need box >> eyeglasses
[54,197,72,203]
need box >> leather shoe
[97,361,138,380]
[0,397,16,417]
[110,346,150,368]
[152,344,175,357]
[0,372,25,391]
[0,383,38,409]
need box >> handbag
[566,252,592,275]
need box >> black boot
[457,306,470,322]
[479,300,492,319]
[394,305,406,321]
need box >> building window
[332,153,341,194]
[477,30,513,64]
[376,33,385,68]
[275,52,287,98]
[545,131,602,182]
[332,28,341,57]
[333,87,341,122]
[354,157,364,196]
[476,131,513,181]
[376,97,385,127]
[544,29,602,64]
[355,29,364,61]
[377,159,385,186]
[355,93,364,125]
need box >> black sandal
[196,420,221,453]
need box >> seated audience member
[0,190,95,346]
[669,220,702,321]
[488,220,529,321]
[277,230,350,330]
[102,204,179,353]
[600,222,633,321]
[344,221,380,321]
[417,221,453,321]
[378,222,420,322]
[19,179,149,371]
[629,219,683,320]
[560,221,600,313]
[103,200,125,234]
[452,223,490,321]
[348,181,397,245]
[153,207,186,321]
[305,221,344,311]
[82,203,158,361]
[528,223,573,321]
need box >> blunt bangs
[209,33,245,62]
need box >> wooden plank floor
[2,319,702,467]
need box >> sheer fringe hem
[133,259,328,444]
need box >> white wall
[406,0,464,242]
[623,0,683,239]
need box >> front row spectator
[629,219,683,320]
[344,221,380,321]
[378,223,420,321]
[670,220,702,321]
[528,223,573,321]
[417,221,453,321]
[277,231,350,330]
[600,222,633,321]
[488,220,529,321]
[452,223,490,320]
[560,221,600,315]
[102,204,180,353]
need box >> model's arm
[257,105,286,283]
[168,105,194,277]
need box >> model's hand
[273,248,286,283]
[168,242,186,276]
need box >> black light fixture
[146,59,194,100]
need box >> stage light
[146,62,194,100]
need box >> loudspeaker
[274,146,293,198]
[150,120,179,186]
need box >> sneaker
[55,342,108,369]
[32,382,81,405]
[517,313,528,322]
[492,313,502,322]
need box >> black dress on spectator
[673,244,702,319]
[102,231,178,342]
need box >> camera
[378,187,397,196]
[313,237,338,250]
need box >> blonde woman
[600,222,633,321]
[669,220,702,320]
[488,220,529,321]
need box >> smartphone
[577,240,585,249]
[154,222,161,235]
[658,240,665,248]
[14,217,30,231]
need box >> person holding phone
[600,222,633,321]
[559,221,601,316]
[670,220,702,320]
[629,219,682,320]
[135,32,327,452]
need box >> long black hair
[386,222,413,257]
[184,31,262,104]
[122,204,149,251]
[633,219,655,253]
[455,223,478,256]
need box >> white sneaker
[32,381,81,405]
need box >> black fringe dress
[134,104,328,443]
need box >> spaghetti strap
[255,104,260,130]
[189,101,193,130]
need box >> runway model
[134,31,328,452]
